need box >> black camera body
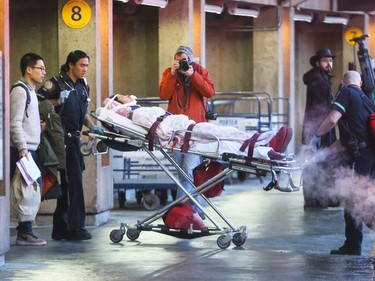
[179,59,191,71]
[205,111,217,120]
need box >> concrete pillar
[192,0,205,66]
[279,7,294,152]
[159,0,195,76]
[252,7,279,96]
[252,6,296,153]
[0,0,10,266]
[39,0,113,226]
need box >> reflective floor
[2,175,375,281]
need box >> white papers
[16,156,41,185]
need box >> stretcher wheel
[217,235,231,249]
[96,140,108,153]
[80,142,92,156]
[126,229,140,241]
[232,233,246,247]
[109,229,124,243]
[142,193,160,210]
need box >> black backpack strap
[11,83,30,118]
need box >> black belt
[66,130,81,138]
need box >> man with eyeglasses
[301,49,338,209]
[10,53,47,246]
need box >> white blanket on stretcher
[95,106,278,160]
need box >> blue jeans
[172,150,203,213]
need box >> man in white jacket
[10,53,47,246]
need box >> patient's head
[109,94,134,104]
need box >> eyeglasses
[31,66,47,72]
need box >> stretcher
[84,107,304,249]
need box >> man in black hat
[301,48,338,208]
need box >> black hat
[309,49,336,66]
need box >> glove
[90,125,104,135]
[57,90,70,105]
[309,134,321,152]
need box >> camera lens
[179,59,190,71]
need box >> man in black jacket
[302,49,338,208]
[38,50,103,241]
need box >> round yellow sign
[345,27,364,45]
[62,0,92,29]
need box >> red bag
[369,113,375,142]
[193,159,224,198]
[41,167,62,201]
[163,203,206,230]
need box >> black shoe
[51,232,69,241]
[51,229,69,241]
[330,245,361,256]
[68,228,92,240]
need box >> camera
[205,103,217,120]
[179,59,191,71]
[205,111,217,120]
[347,140,361,158]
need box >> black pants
[343,146,375,250]
[53,137,85,234]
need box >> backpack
[11,83,31,118]
[360,92,375,143]
[162,203,206,230]
[369,113,375,142]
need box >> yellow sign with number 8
[62,0,92,29]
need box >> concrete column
[279,7,294,152]
[39,0,113,226]
[252,7,279,96]
[253,6,295,153]
[0,0,10,266]
[159,0,195,76]
[192,0,205,66]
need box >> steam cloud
[298,141,375,229]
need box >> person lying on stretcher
[97,94,292,160]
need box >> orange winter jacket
[158,62,215,123]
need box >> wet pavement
[1,175,375,281]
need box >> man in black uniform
[312,70,375,255]
[38,50,103,240]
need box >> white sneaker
[16,233,47,246]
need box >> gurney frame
[85,111,302,249]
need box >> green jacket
[37,100,66,200]
[38,100,66,169]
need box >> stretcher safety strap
[180,124,196,153]
[146,113,171,151]
[240,132,260,158]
